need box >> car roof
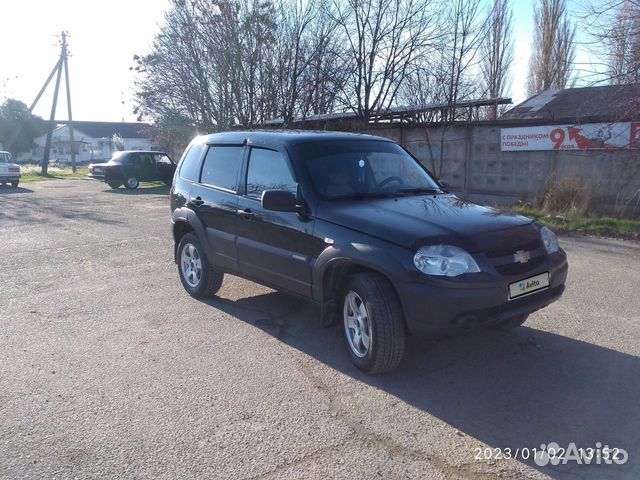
[118,150,168,155]
[195,130,394,148]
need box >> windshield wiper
[329,191,403,200]
[393,187,444,195]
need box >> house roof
[500,84,640,123]
[55,121,155,139]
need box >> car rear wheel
[10,180,19,188]
[177,233,224,298]
[124,177,139,189]
[342,273,405,374]
[495,314,529,331]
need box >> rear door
[236,146,314,297]
[189,144,244,272]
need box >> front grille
[494,256,545,276]
[474,224,547,277]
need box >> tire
[124,177,139,189]
[495,314,529,331]
[177,232,224,298]
[10,180,19,188]
[342,272,405,374]
[107,180,122,189]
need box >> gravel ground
[1,179,639,479]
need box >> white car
[0,151,21,188]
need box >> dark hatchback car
[88,150,176,189]
[170,131,568,373]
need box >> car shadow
[105,185,170,195]
[0,185,34,194]
[200,289,639,479]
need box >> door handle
[190,196,204,207]
[237,208,253,219]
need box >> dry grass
[19,164,89,183]
[538,177,592,218]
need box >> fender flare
[313,242,407,303]
[172,207,212,263]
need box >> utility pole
[61,32,76,173]
[36,31,76,175]
[41,53,63,175]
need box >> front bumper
[398,251,568,334]
[87,173,105,180]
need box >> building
[17,121,158,164]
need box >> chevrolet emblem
[514,250,531,264]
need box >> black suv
[88,150,176,189]
[170,131,568,373]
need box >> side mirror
[439,179,451,190]
[261,189,299,213]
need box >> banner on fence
[501,122,640,151]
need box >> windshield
[295,140,442,200]
[0,152,12,163]
[110,151,127,163]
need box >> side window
[155,154,173,165]
[179,143,205,182]
[246,148,297,199]
[200,145,243,191]
[138,154,154,166]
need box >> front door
[190,144,244,272]
[154,153,176,183]
[236,147,314,297]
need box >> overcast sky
[0,0,589,124]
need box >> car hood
[318,194,534,250]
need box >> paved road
[1,179,639,479]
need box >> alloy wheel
[343,291,372,358]
[180,243,202,288]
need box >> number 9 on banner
[550,128,565,149]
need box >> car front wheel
[177,233,224,298]
[124,177,139,189]
[107,180,122,189]
[342,272,405,374]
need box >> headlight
[540,226,559,254]
[413,245,480,277]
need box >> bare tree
[578,0,640,85]
[605,0,640,84]
[444,0,485,122]
[528,0,576,96]
[480,0,513,118]
[331,0,439,122]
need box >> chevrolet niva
[170,131,568,374]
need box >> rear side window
[154,154,173,165]
[179,144,205,182]
[201,145,243,191]
[246,148,297,199]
